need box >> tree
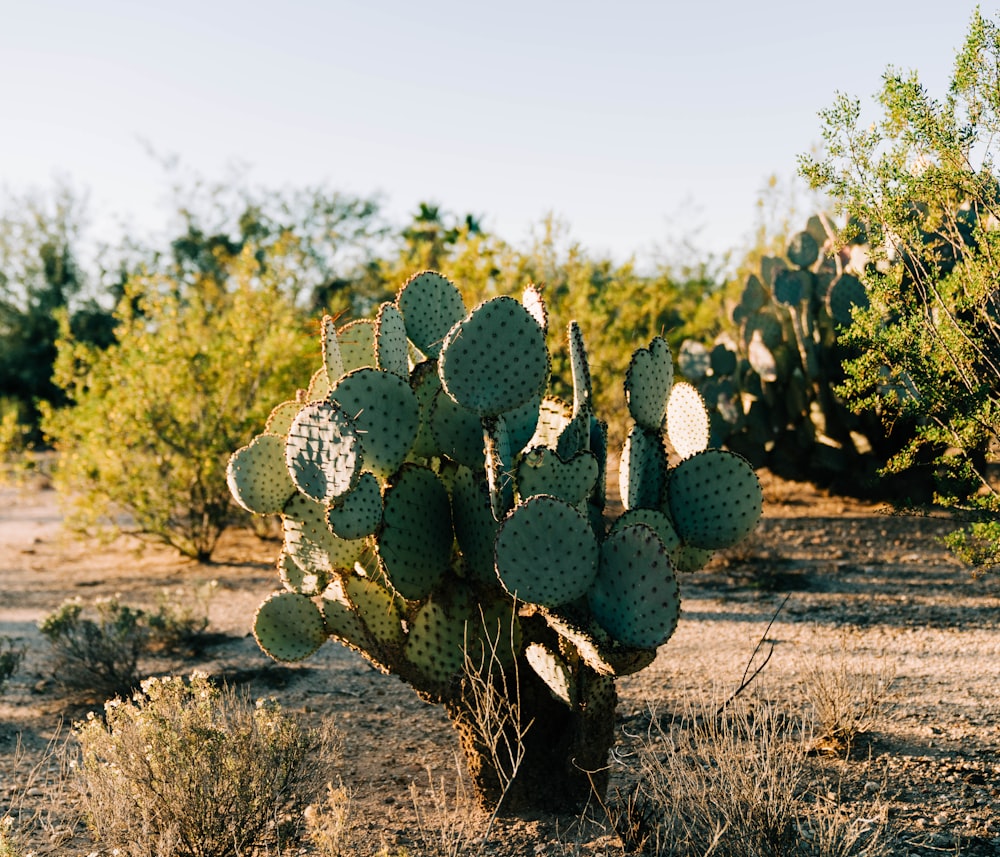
[801,8,1000,572]
[44,242,316,560]
[0,184,116,443]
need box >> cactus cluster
[677,215,900,488]
[228,271,763,811]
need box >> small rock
[933,812,950,825]
[864,781,880,794]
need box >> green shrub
[38,589,215,699]
[44,244,316,559]
[75,672,338,857]
[801,8,1000,572]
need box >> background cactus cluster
[677,215,907,492]
[227,270,763,811]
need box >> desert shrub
[801,8,1000,573]
[38,590,215,699]
[75,673,338,857]
[44,243,316,559]
[0,636,24,693]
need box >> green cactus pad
[710,343,738,377]
[283,492,367,573]
[522,283,548,333]
[619,426,667,511]
[451,467,501,584]
[253,591,327,662]
[278,550,329,596]
[677,339,710,382]
[503,394,542,455]
[326,471,383,539]
[666,449,762,550]
[429,387,484,467]
[760,255,787,287]
[516,446,598,507]
[608,508,680,553]
[589,415,609,509]
[740,275,767,314]
[264,400,302,436]
[666,381,710,459]
[625,336,674,431]
[588,524,680,649]
[483,416,514,521]
[774,269,814,306]
[568,321,593,416]
[465,594,522,671]
[331,368,420,478]
[375,302,410,378]
[378,464,453,600]
[285,399,363,504]
[320,577,371,647]
[228,433,297,515]
[409,360,443,459]
[787,230,820,268]
[494,495,599,606]
[344,574,405,650]
[555,411,590,460]
[404,595,471,686]
[827,273,869,327]
[525,643,575,706]
[744,309,785,350]
[671,544,715,572]
[337,319,377,372]
[396,271,466,358]
[322,315,345,383]
[439,296,549,418]
[306,366,332,402]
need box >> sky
[0,0,986,268]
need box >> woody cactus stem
[227,271,763,813]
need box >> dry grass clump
[74,671,338,857]
[615,693,891,856]
[803,644,897,755]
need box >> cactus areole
[228,272,763,813]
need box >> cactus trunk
[445,638,616,813]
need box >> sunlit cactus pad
[254,591,327,662]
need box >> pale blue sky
[0,1,984,266]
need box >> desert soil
[1,471,999,856]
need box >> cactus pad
[285,399,363,503]
[253,591,327,662]
[494,495,599,606]
[396,271,465,358]
[322,315,345,383]
[677,339,710,382]
[283,492,367,572]
[483,416,514,520]
[588,524,680,649]
[827,273,869,327]
[430,388,485,467]
[525,643,575,706]
[451,467,501,584]
[665,381,710,459]
[522,283,548,333]
[439,296,549,417]
[608,508,680,553]
[619,426,667,511]
[326,471,383,539]
[624,337,674,431]
[320,577,371,647]
[306,366,332,402]
[228,433,297,515]
[787,230,820,268]
[666,449,762,549]
[331,368,420,478]
[375,302,410,378]
[278,550,329,596]
[404,595,471,686]
[337,319,377,372]
[516,446,598,507]
[378,464,452,600]
[264,400,303,436]
[344,574,405,650]
[671,544,715,572]
[568,321,593,416]
[409,360,444,459]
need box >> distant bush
[76,673,338,857]
[44,244,316,559]
[38,589,216,700]
[0,636,24,694]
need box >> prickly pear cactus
[228,271,763,813]
[678,214,914,492]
